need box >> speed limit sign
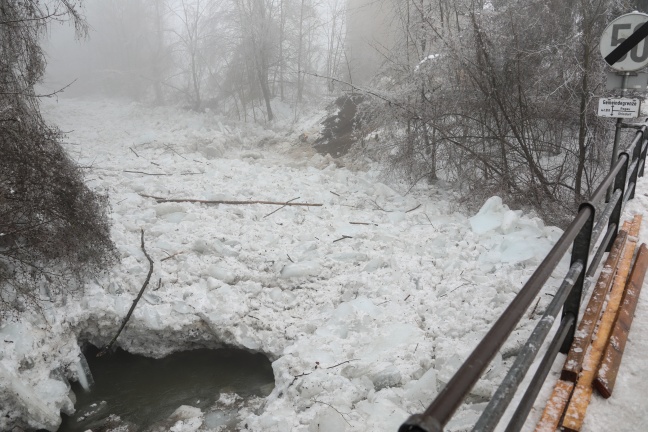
[600,12,648,71]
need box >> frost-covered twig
[333,235,353,243]
[161,251,185,262]
[406,204,422,213]
[325,359,359,369]
[438,283,469,298]
[129,147,140,158]
[312,400,351,426]
[264,197,300,218]
[123,170,171,176]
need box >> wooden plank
[561,224,639,432]
[560,230,628,382]
[534,380,574,432]
[594,243,648,398]
[629,214,643,238]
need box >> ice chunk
[363,257,387,272]
[0,322,34,357]
[135,130,157,145]
[332,252,369,262]
[280,261,320,278]
[356,398,409,430]
[75,352,95,392]
[308,406,348,432]
[370,365,402,390]
[500,242,535,264]
[387,211,406,224]
[191,239,213,254]
[373,182,398,198]
[207,265,237,285]
[0,363,61,431]
[469,196,505,234]
[212,239,239,257]
[500,209,519,233]
[403,367,438,402]
[154,202,186,216]
[172,301,195,314]
[164,405,204,432]
[161,212,186,223]
[204,410,237,429]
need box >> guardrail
[399,123,648,432]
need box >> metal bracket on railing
[560,203,595,354]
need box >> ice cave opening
[56,344,275,431]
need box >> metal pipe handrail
[399,122,648,432]
[503,314,576,432]
[472,262,583,432]
[399,208,592,432]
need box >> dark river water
[57,346,275,431]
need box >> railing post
[629,132,644,200]
[638,127,648,178]
[606,152,630,252]
[560,203,595,354]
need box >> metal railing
[399,123,648,432]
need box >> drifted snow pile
[1,98,568,431]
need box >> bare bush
[360,0,632,226]
[0,1,116,318]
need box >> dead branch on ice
[264,197,300,217]
[97,229,154,357]
[139,193,323,207]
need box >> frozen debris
[9,98,640,432]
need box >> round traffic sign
[600,12,648,71]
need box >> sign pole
[599,13,648,201]
[608,72,630,201]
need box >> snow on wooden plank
[535,379,575,432]
[562,216,640,431]
[594,242,648,398]
[561,230,627,382]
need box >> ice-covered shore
[5,98,641,432]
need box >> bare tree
[232,0,276,121]
[361,0,631,224]
[0,0,116,318]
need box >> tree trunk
[296,0,305,103]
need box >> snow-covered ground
[0,98,646,431]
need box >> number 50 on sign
[600,12,648,71]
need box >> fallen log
[139,193,323,207]
[594,243,648,398]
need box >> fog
[43,0,356,118]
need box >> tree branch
[139,194,322,207]
[98,230,154,357]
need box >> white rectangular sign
[598,98,641,118]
